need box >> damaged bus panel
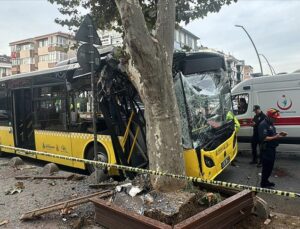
[174,52,238,179]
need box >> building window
[12,58,20,66]
[49,36,68,47]
[20,44,34,51]
[57,36,67,46]
[180,32,185,44]
[20,57,35,65]
[39,55,49,62]
[49,51,68,63]
[38,39,48,48]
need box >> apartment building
[0,55,11,77]
[243,65,253,80]
[174,27,199,51]
[99,26,199,51]
[10,32,76,75]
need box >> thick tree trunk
[115,0,186,191]
[143,71,186,191]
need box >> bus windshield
[175,71,232,149]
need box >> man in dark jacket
[250,105,266,165]
[258,108,287,188]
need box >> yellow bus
[0,50,237,180]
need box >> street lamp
[259,53,276,76]
[235,25,263,75]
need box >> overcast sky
[0,0,299,74]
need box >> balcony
[11,65,20,72]
[20,64,36,73]
[48,46,67,52]
[19,49,35,58]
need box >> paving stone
[42,163,59,175]
[8,157,24,167]
[252,196,270,219]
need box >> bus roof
[173,51,227,75]
[0,63,80,83]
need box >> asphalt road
[217,142,300,216]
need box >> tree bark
[115,0,186,191]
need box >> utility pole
[235,25,263,75]
[75,14,102,182]
[259,53,276,75]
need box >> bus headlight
[204,156,215,168]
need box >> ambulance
[231,72,300,144]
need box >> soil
[143,190,218,225]
[235,213,300,229]
[0,154,109,229]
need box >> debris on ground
[128,186,143,197]
[199,192,222,207]
[0,220,9,226]
[5,181,25,195]
[20,190,113,220]
[89,180,119,189]
[264,218,271,225]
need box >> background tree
[49,0,237,191]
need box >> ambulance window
[232,94,249,115]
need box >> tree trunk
[115,0,186,191]
[143,70,186,191]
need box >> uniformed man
[258,108,287,188]
[250,105,266,165]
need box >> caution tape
[1,144,299,198]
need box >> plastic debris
[129,187,143,197]
[0,220,9,226]
[116,183,132,192]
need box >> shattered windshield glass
[174,70,232,149]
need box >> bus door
[0,84,14,153]
[12,89,35,150]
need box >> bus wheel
[86,145,108,180]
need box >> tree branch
[155,0,176,66]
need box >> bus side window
[232,94,249,115]
[33,85,67,131]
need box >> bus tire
[86,145,108,179]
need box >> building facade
[10,32,76,75]
[243,65,253,80]
[174,27,199,51]
[197,47,251,87]
[0,55,11,78]
[98,26,199,51]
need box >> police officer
[250,105,266,165]
[258,108,287,188]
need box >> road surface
[217,143,300,216]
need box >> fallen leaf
[60,207,74,216]
[15,182,25,189]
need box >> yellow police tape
[1,144,299,198]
